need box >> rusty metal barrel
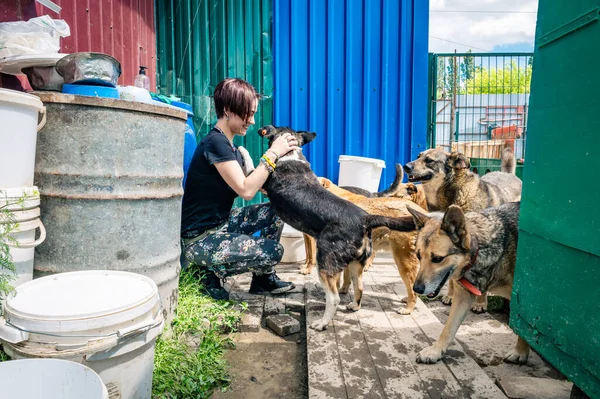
[33,93,186,324]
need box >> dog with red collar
[407,201,529,365]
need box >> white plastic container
[0,187,45,287]
[0,270,165,399]
[0,89,46,187]
[338,155,386,192]
[280,224,306,264]
[0,358,108,399]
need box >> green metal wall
[155,0,273,205]
[510,1,600,397]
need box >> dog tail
[374,164,404,197]
[365,214,416,232]
[501,147,516,174]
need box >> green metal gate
[427,52,533,179]
[155,0,273,205]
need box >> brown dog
[300,177,428,314]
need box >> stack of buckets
[0,89,47,287]
[0,88,164,399]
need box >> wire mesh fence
[428,52,533,178]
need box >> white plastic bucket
[0,89,46,187]
[0,270,165,399]
[0,358,108,399]
[0,187,45,287]
[280,224,306,264]
[338,155,386,192]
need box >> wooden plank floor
[305,259,507,399]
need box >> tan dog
[407,202,529,364]
[300,177,427,314]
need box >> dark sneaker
[249,272,295,295]
[200,270,229,300]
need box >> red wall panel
[0,0,156,90]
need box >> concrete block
[266,314,301,336]
[264,296,285,316]
[240,306,262,333]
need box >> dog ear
[299,131,317,145]
[407,206,429,230]
[441,205,469,249]
[318,177,332,188]
[448,152,471,169]
[406,183,418,195]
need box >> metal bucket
[32,92,187,325]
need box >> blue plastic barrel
[168,100,197,188]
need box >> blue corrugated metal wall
[273,0,429,190]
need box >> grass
[152,270,244,399]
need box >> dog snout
[413,280,425,294]
[403,162,414,174]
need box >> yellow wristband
[262,155,276,169]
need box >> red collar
[458,247,482,296]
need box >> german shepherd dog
[403,147,521,212]
[407,202,529,364]
[300,177,428,314]
[404,148,522,313]
[258,125,416,330]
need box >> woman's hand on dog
[270,133,299,158]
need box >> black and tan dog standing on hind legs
[257,125,416,331]
[407,201,529,365]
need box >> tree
[460,49,475,81]
[464,60,532,94]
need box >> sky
[429,0,539,53]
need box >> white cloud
[429,0,538,52]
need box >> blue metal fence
[273,0,429,190]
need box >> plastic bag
[0,16,71,59]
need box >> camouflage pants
[184,203,284,279]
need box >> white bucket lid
[0,88,44,111]
[338,155,386,168]
[3,270,159,335]
[0,187,40,210]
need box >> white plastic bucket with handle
[0,89,46,187]
[280,224,306,264]
[0,270,164,399]
[0,187,45,287]
[338,155,386,192]
[0,358,108,399]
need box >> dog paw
[299,266,312,275]
[441,295,453,305]
[504,349,529,364]
[396,306,414,315]
[470,303,488,314]
[309,319,328,331]
[346,302,360,312]
[416,345,443,364]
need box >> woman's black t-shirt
[181,128,245,238]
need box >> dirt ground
[212,311,308,399]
